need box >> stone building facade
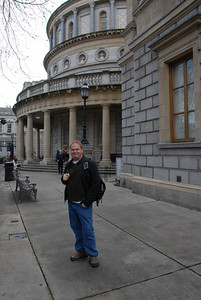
[13,0,127,165]
[119,0,201,210]
[0,107,17,160]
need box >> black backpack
[84,159,106,206]
[95,178,106,206]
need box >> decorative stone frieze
[77,52,87,65]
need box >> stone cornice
[121,20,136,38]
[129,0,201,52]
[44,29,124,69]
[117,50,133,67]
[133,0,153,17]
[149,14,201,51]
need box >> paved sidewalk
[0,164,201,300]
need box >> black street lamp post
[81,82,90,145]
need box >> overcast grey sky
[0,0,65,108]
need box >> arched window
[69,22,73,38]
[100,11,107,31]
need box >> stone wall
[120,0,201,210]
[121,58,135,174]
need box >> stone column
[61,18,65,43]
[25,114,33,163]
[110,0,115,29]
[35,128,40,160]
[17,117,24,161]
[16,119,19,158]
[110,113,116,154]
[69,107,77,143]
[73,9,77,37]
[90,2,95,32]
[49,32,52,50]
[41,110,51,165]
[100,104,111,166]
[52,25,56,48]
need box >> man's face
[70,143,83,161]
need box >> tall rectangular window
[7,123,12,133]
[170,56,195,141]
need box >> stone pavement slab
[96,199,201,266]
[0,239,51,300]
[83,269,201,300]
[0,168,51,300]
[1,166,201,299]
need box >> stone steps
[19,161,116,175]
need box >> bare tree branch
[0,0,57,79]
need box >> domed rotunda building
[13,0,127,166]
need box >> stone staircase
[19,160,116,176]
[19,161,58,173]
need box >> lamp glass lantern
[0,118,7,125]
[81,82,90,100]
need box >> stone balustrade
[16,72,122,102]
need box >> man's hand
[63,173,70,181]
[82,203,87,208]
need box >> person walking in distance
[56,150,64,174]
[61,140,100,267]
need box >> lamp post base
[82,144,94,159]
[81,139,89,145]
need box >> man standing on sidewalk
[61,140,100,267]
[56,150,65,174]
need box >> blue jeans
[68,202,98,257]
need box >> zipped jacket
[61,156,101,207]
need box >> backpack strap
[64,160,71,173]
[82,157,106,206]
